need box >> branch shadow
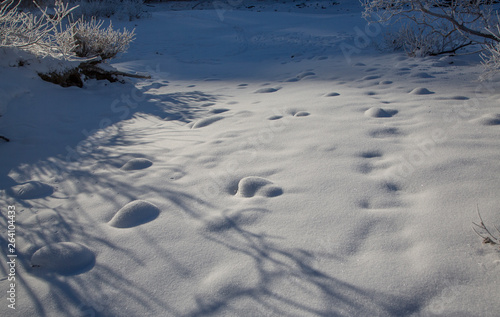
[0,137,213,316]
[0,78,225,316]
[188,220,425,317]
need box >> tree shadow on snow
[189,222,426,317]
[0,138,212,316]
[0,79,224,316]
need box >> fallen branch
[39,62,151,87]
[79,63,151,80]
[428,41,474,56]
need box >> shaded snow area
[1,1,500,316]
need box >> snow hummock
[108,200,160,228]
[235,176,283,198]
[191,115,225,128]
[409,87,434,95]
[121,157,153,170]
[8,181,54,199]
[364,107,397,118]
[31,242,95,275]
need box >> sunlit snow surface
[1,1,500,316]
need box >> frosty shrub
[481,32,500,79]
[0,0,77,58]
[72,17,135,60]
[0,1,138,86]
[383,22,472,57]
[77,0,148,20]
[0,1,135,61]
[362,0,500,55]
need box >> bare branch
[472,205,500,245]
[0,0,78,58]
[415,0,499,42]
[362,0,500,58]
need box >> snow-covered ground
[1,1,500,316]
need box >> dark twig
[472,205,500,245]
[428,41,474,56]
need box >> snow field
[1,1,500,316]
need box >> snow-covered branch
[0,0,77,58]
[72,17,135,60]
[362,0,500,56]
[481,26,500,79]
[1,1,140,87]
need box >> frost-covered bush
[481,34,500,80]
[0,0,77,58]
[72,17,135,60]
[362,0,500,55]
[76,0,149,20]
[0,1,135,60]
[363,0,500,77]
[383,22,472,57]
[1,1,138,86]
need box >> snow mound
[325,92,340,97]
[409,87,434,95]
[254,87,280,93]
[297,71,316,79]
[472,114,500,126]
[359,150,383,159]
[108,200,160,228]
[285,72,315,82]
[362,75,381,81]
[8,181,53,199]
[268,115,283,120]
[294,111,310,117]
[209,108,229,114]
[364,107,397,118]
[235,176,283,198]
[411,72,435,78]
[192,116,224,129]
[121,158,153,171]
[31,242,95,275]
